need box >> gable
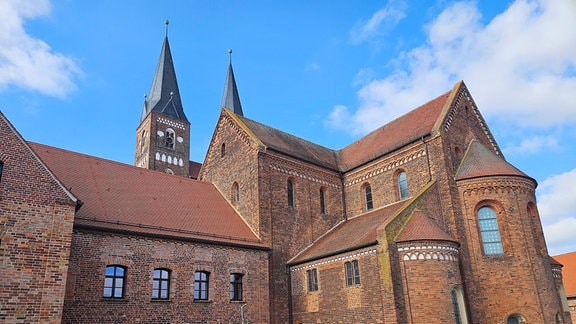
[0,112,76,206]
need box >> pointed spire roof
[455,140,535,184]
[141,21,188,123]
[221,49,243,116]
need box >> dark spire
[221,49,243,116]
[141,20,189,123]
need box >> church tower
[135,21,190,177]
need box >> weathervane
[165,19,169,37]
[228,49,233,64]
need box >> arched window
[320,188,326,214]
[451,286,468,324]
[152,268,170,300]
[232,182,240,203]
[103,265,126,298]
[165,128,175,149]
[478,206,504,255]
[344,260,361,286]
[287,179,295,208]
[221,143,226,157]
[194,271,209,300]
[363,184,373,211]
[398,171,409,199]
[230,273,243,301]
[506,314,525,324]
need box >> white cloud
[329,0,576,134]
[0,0,81,98]
[349,0,406,44]
[503,135,558,155]
[537,168,576,255]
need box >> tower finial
[165,19,169,37]
[228,49,233,64]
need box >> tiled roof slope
[337,91,451,171]
[396,210,457,243]
[455,140,534,183]
[237,115,339,169]
[234,89,451,171]
[554,251,576,297]
[28,142,266,248]
[288,201,406,265]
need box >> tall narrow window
[364,185,373,211]
[451,287,469,324]
[230,273,243,301]
[344,260,360,286]
[398,171,409,199]
[194,271,209,300]
[319,188,326,214]
[221,143,226,157]
[0,161,4,183]
[478,206,504,255]
[103,265,126,298]
[287,179,295,208]
[307,269,318,292]
[152,268,170,300]
[165,128,175,149]
[231,182,240,203]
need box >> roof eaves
[75,223,270,251]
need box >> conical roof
[396,210,457,243]
[455,140,534,183]
[141,36,188,123]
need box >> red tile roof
[28,142,266,249]
[554,251,576,297]
[189,160,202,179]
[337,91,451,171]
[396,210,457,243]
[238,115,339,169]
[455,140,534,183]
[233,87,452,172]
[288,201,406,265]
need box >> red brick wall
[342,142,431,216]
[135,112,190,177]
[397,241,463,323]
[63,230,270,323]
[200,111,262,236]
[0,114,76,323]
[457,176,563,323]
[291,247,385,323]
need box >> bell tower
[135,21,190,177]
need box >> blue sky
[1,0,575,255]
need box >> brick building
[554,252,576,323]
[0,30,572,323]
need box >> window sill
[100,298,128,303]
[151,299,172,303]
[230,300,246,304]
[193,299,212,303]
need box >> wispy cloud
[329,0,576,135]
[0,0,81,98]
[349,0,407,45]
[537,168,576,255]
[503,135,559,155]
